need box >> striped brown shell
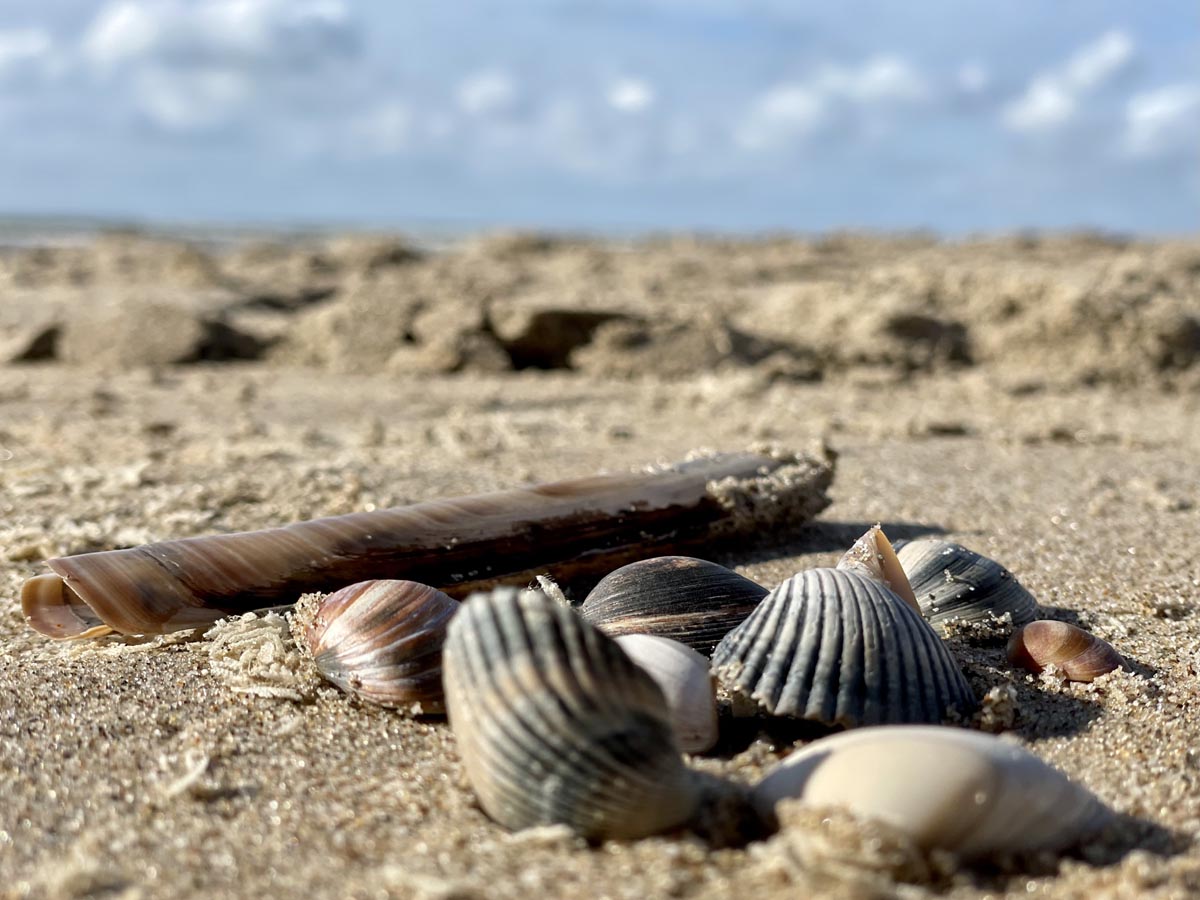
[442,587,700,839]
[300,580,457,711]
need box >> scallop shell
[580,556,768,655]
[299,580,458,711]
[895,539,1038,633]
[615,634,719,753]
[712,565,975,727]
[442,586,700,839]
[1007,620,1123,682]
[752,726,1111,860]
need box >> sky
[0,0,1196,234]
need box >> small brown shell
[579,556,768,656]
[300,580,458,711]
[1007,621,1123,682]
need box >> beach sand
[2,232,1199,898]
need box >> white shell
[442,587,700,839]
[615,634,719,753]
[753,726,1110,860]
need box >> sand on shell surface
[2,231,1200,899]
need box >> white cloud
[738,85,826,149]
[815,56,928,105]
[1004,30,1135,133]
[78,0,360,132]
[346,101,414,156]
[457,70,518,116]
[0,28,62,83]
[133,66,251,130]
[1063,30,1134,92]
[737,54,927,151]
[84,0,358,72]
[1123,84,1200,159]
[956,62,990,95]
[607,78,655,114]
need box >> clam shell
[300,580,458,711]
[712,568,975,727]
[615,634,719,753]
[895,539,1039,633]
[1007,620,1123,682]
[580,556,768,656]
[752,726,1111,860]
[442,587,700,839]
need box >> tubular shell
[21,447,834,639]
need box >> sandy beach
[2,231,1199,898]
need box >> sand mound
[3,232,1198,387]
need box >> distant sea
[0,214,471,252]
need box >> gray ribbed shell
[896,539,1039,633]
[712,568,975,727]
[442,587,699,839]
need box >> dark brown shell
[579,556,768,656]
[301,580,458,711]
[895,539,1039,633]
[1007,621,1123,682]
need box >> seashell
[752,726,1111,860]
[895,538,1038,633]
[580,557,768,655]
[21,447,834,640]
[712,527,975,727]
[1007,620,1123,682]
[299,580,458,711]
[615,634,719,753]
[442,586,700,839]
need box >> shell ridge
[809,569,847,724]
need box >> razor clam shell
[1007,620,1123,682]
[615,634,719,754]
[301,580,458,711]
[22,447,833,639]
[580,556,768,656]
[442,587,700,839]
[712,568,975,727]
[895,539,1038,633]
[752,726,1111,859]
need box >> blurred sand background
[2,229,1200,898]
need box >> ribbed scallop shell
[1007,620,1123,682]
[752,726,1111,860]
[579,556,768,656]
[712,568,975,727]
[301,580,457,711]
[442,587,700,839]
[895,539,1038,633]
[615,634,719,754]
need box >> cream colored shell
[615,634,719,753]
[753,726,1110,859]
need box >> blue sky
[0,1,1196,233]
